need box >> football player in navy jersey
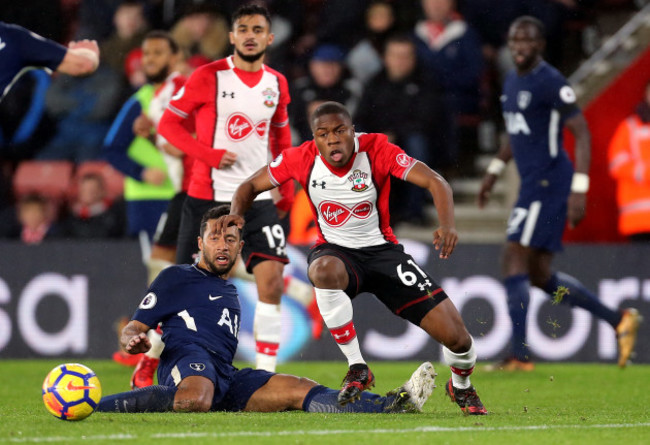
[478,16,640,371]
[96,205,437,414]
[217,102,488,415]
[0,22,99,103]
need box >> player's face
[507,23,544,73]
[230,14,274,63]
[197,220,243,277]
[312,113,356,168]
[142,38,176,84]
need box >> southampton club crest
[262,87,277,108]
[517,91,532,110]
[347,169,369,192]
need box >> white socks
[443,338,477,389]
[254,301,281,372]
[283,276,314,306]
[315,288,365,367]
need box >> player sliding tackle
[217,101,487,415]
[96,205,435,414]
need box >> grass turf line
[0,360,648,444]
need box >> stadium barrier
[0,240,647,364]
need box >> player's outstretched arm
[57,40,100,76]
[478,141,512,208]
[120,320,152,354]
[405,162,458,258]
[216,166,277,233]
[565,112,591,229]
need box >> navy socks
[96,385,177,413]
[544,272,621,327]
[302,385,395,413]
[504,274,531,361]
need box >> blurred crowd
[0,0,641,241]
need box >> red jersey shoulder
[188,59,230,83]
[358,133,412,171]
[358,133,389,153]
[283,140,318,165]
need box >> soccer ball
[42,363,102,421]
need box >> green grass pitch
[0,360,648,444]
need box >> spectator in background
[290,44,362,141]
[74,0,122,41]
[355,34,444,225]
[101,0,149,76]
[15,193,61,244]
[414,0,484,175]
[346,1,398,84]
[608,80,650,242]
[170,5,230,67]
[62,173,125,239]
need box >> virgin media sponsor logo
[226,113,268,141]
[318,201,373,227]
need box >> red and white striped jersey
[166,56,290,201]
[268,133,417,248]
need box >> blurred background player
[158,4,307,372]
[608,80,650,243]
[103,34,176,243]
[478,16,641,371]
[0,21,99,103]
[220,102,487,415]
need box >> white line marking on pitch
[3,422,650,443]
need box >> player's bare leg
[308,255,374,405]
[419,301,487,415]
[174,376,214,412]
[252,259,285,372]
[245,374,318,412]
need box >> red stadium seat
[72,161,125,201]
[13,160,74,202]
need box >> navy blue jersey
[133,264,241,377]
[0,22,66,101]
[501,61,580,189]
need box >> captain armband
[571,172,590,193]
[486,158,507,176]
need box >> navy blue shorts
[506,182,569,252]
[158,346,274,411]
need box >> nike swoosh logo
[66,381,96,391]
[209,295,223,301]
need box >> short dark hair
[231,3,272,28]
[510,15,546,39]
[199,205,241,238]
[144,30,179,54]
[310,101,351,128]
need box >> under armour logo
[275,246,286,256]
[0,39,6,51]
[222,91,235,98]
[333,330,350,340]
[312,180,326,189]
[418,279,432,291]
